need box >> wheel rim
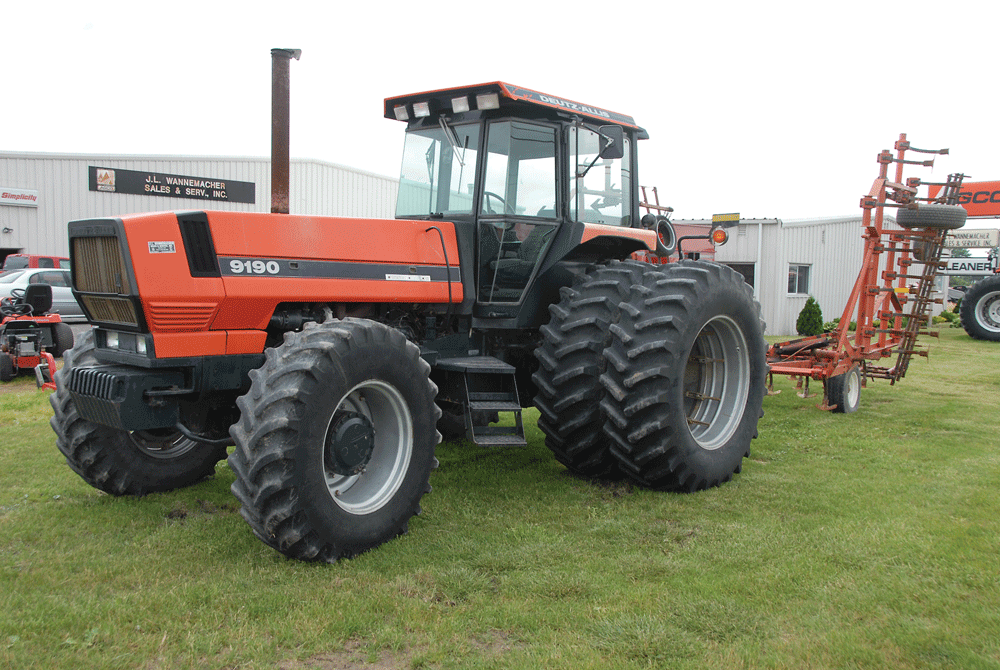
[683,315,751,450]
[128,430,198,460]
[975,291,1000,333]
[323,380,412,515]
[845,368,861,409]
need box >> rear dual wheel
[532,261,645,478]
[600,262,766,491]
[535,261,765,492]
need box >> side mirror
[598,126,624,160]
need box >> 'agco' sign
[929,180,1000,217]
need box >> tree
[796,296,824,336]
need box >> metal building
[696,214,940,336]
[1,151,399,262]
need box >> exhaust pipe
[270,48,301,214]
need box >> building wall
[0,152,399,260]
[713,216,883,335]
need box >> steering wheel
[483,191,513,215]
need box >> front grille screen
[81,296,139,327]
[73,236,132,294]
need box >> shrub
[796,296,824,336]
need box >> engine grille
[147,302,218,332]
[73,236,133,294]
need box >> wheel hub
[326,411,376,476]
[981,294,1000,330]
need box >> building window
[724,263,755,289]
[788,264,810,294]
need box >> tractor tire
[896,204,967,230]
[51,322,75,358]
[49,329,226,495]
[827,364,861,414]
[600,261,766,491]
[960,274,1000,341]
[533,261,644,478]
[228,318,440,563]
[0,352,14,382]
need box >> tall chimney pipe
[270,48,301,214]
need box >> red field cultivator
[766,134,967,412]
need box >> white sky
[5,0,999,228]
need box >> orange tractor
[51,80,763,562]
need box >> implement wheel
[896,204,966,230]
[533,261,644,478]
[600,261,766,491]
[827,364,861,413]
[960,274,1000,342]
[228,319,440,562]
[49,330,226,495]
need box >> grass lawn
[1,327,998,669]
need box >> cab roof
[384,81,648,138]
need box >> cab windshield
[395,122,481,218]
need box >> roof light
[393,105,409,121]
[413,101,431,118]
[711,228,729,245]
[476,93,500,110]
[451,96,470,113]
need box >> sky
[5,0,1000,229]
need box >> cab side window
[570,125,631,226]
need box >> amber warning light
[710,212,738,245]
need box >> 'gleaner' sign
[940,257,999,276]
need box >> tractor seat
[24,284,53,315]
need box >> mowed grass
[1,328,999,669]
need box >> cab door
[476,120,559,305]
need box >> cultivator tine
[766,372,781,396]
[794,376,816,399]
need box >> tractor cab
[385,83,649,314]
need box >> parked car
[1,254,70,270]
[0,268,84,322]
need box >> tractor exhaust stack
[270,48,301,214]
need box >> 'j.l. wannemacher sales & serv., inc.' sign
[89,167,255,204]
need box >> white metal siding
[714,216,875,335]
[1,152,399,260]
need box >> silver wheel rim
[684,315,751,450]
[976,291,1000,333]
[129,430,198,460]
[324,380,412,515]
[845,369,861,409]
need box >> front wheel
[960,274,1000,342]
[600,261,766,491]
[228,318,440,562]
[50,329,227,495]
